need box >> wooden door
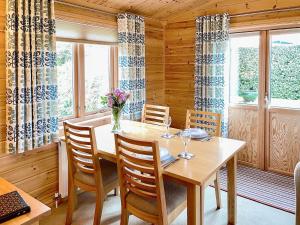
[228,32,264,169]
[265,29,300,175]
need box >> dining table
[93,120,246,225]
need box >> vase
[112,108,122,133]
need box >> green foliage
[238,47,259,93]
[56,49,72,66]
[270,45,300,100]
[238,45,300,101]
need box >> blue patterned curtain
[6,0,58,154]
[194,13,230,137]
[118,13,145,121]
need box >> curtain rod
[54,0,153,20]
[230,6,300,18]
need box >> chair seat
[126,179,186,216]
[74,159,118,187]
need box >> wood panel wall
[268,109,300,175]
[164,9,300,168]
[166,0,300,23]
[0,1,165,207]
[229,107,259,167]
[165,20,195,128]
[55,2,165,105]
[0,145,58,206]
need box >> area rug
[219,165,295,214]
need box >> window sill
[58,111,112,138]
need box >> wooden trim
[73,43,80,118]
[113,46,119,89]
[258,30,267,170]
[268,107,300,114]
[229,104,258,111]
[57,37,118,46]
[109,46,119,90]
[0,142,58,159]
[230,23,300,34]
[264,30,271,173]
[77,44,85,117]
[230,6,300,18]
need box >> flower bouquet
[101,89,130,133]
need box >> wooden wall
[228,106,259,168]
[55,2,165,105]
[267,109,300,175]
[0,145,58,206]
[165,0,300,23]
[145,27,165,105]
[165,20,195,128]
[0,1,165,207]
[164,9,300,171]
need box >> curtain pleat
[6,0,58,154]
[194,13,230,137]
[117,13,145,121]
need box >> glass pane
[270,29,300,108]
[229,33,260,104]
[57,42,74,119]
[84,44,110,113]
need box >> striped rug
[219,165,295,214]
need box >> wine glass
[178,129,194,159]
[161,116,173,139]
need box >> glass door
[266,28,300,174]
[228,32,263,168]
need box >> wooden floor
[41,187,295,225]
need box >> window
[229,32,260,104]
[56,41,117,120]
[84,44,110,113]
[229,33,260,105]
[269,29,300,108]
[56,42,75,119]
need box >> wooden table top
[0,177,51,225]
[94,120,246,186]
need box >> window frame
[268,28,300,109]
[229,24,300,110]
[56,38,118,122]
[229,31,261,106]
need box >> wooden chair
[64,122,119,225]
[186,109,222,136]
[114,133,187,225]
[141,104,170,126]
[186,109,222,209]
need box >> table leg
[227,154,237,225]
[187,184,204,225]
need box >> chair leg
[214,171,222,209]
[66,185,77,225]
[120,208,129,225]
[93,192,104,225]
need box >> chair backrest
[64,122,102,188]
[114,133,168,224]
[186,110,222,136]
[141,104,170,126]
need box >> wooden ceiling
[58,0,206,19]
[58,0,300,22]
